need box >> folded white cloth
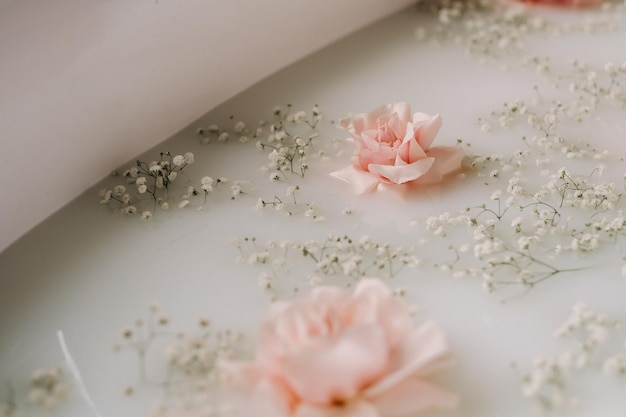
[0,0,414,253]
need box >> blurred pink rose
[219,279,457,417]
[330,103,464,194]
[515,0,600,6]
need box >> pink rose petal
[390,102,412,124]
[368,158,434,184]
[253,377,300,417]
[330,166,380,194]
[369,378,458,417]
[282,324,389,405]
[415,145,464,185]
[364,321,450,397]
[350,279,414,347]
[412,112,442,150]
[294,400,380,417]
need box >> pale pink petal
[397,130,427,164]
[260,288,344,361]
[340,104,392,134]
[359,131,381,151]
[282,324,388,405]
[352,278,393,298]
[308,286,348,303]
[350,279,414,347]
[364,321,450,397]
[368,158,434,184]
[356,145,397,170]
[388,113,408,141]
[368,377,458,417]
[295,400,380,417]
[415,146,464,185]
[390,102,412,123]
[253,377,299,417]
[330,166,380,194]
[412,113,442,150]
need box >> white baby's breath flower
[231,184,242,196]
[172,155,185,166]
[234,121,246,133]
[100,190,112,204]
[113,185,126,196]
[293,111,307,122]
[286,185,299,196]
[269,172,281,181]
[257,272,272,289]
[603,354,626,375]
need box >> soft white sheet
[0,0,414,253]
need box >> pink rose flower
[330,103,464,194]
[219,279,457,417]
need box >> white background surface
[2,3,626,417]
[0,0,414,253]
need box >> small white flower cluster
[166,320,243,378]
[112,303,173,383]
[178,177,252,210]
[233,235,421,296]
[28,367,70,411]
[254,186,325,222]
[425,212,570,292]
[100,151,195,217]
[519,303,626,413]
[100,152,253,217]
[424,212,472,238]
[415,0,626,59]
[519,356,577,414]
[568,59,626,110]
[553,303,615,360]
[99,104,335,223]
[114,306,245,416]
[416,54,626,294]
[196,104,325,179]
[163,323,245,412]
[190,104,335,222]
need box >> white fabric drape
[0,0,415,253]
